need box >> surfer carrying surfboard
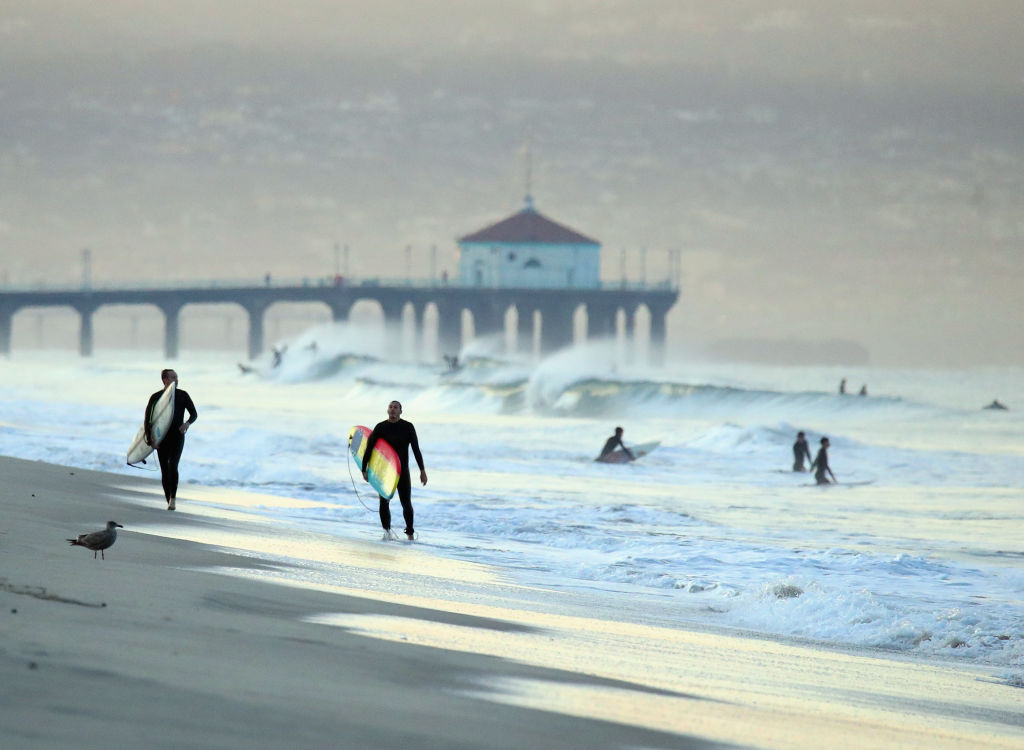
[362,400,427,540]
[146,369,198,510]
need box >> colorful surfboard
[127,382,176,466]
[348,425,401,500]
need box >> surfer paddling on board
[810,436,836,485]
[792,431,812,472]
[146,369,197,510]
[599,427,635,462]
[362,400,427,540]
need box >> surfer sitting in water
[599,427,635,462]
[362,400,427,540]
[145,369,197,511]
[810,436,836,485]
[792,431,812,472]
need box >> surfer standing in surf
[362,400,427,540]
[146,368,198,511]
[792,431,812,472]
[810,436,836,485]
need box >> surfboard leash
[345,440,378,514]
[126,460,159,472]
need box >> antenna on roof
[522,135,534,210]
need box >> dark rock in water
[773,584,803,599]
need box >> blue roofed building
[457,198,600,289]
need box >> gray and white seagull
[67,521,123,559]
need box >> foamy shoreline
[2,456,1021,750]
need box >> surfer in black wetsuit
[792,431,812,472]
[599,427,634,462]
[810,436,836,485]
[362,400,427,540]
[145,368,197,511]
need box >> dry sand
[1,456,1020,750]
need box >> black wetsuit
[810,446,831,485]
[792,438,812,472]
[599,434,633,460]
[146,388,197,502]
[362,418,425,534]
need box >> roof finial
[523,134,534,211]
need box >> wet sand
[1,456,1020,749]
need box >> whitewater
[2,324,1022,688]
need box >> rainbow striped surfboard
[348,425,401,500]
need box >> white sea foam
[1,347,1022,680]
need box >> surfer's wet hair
[161,369,177,381]
[390,400,402,409]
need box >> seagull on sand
[67,521,123,559]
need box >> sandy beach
[1,455,1021,750]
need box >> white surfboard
[127,382,175,465]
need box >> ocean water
[2,326,1022,686]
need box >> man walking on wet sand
[146,368,197,510]
[362,400,427,540]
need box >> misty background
[1,1,1022,365]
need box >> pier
[0,278,678,361]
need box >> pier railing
[0,275,676,294]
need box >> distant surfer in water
[810,436,836,485]
[146,369,197,511]
[839,378,847,395]
[599,427,635,462]
[984,399,1008,411]
[362,400,427,540]
[792,431,812,472]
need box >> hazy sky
[1,1,1022,365]
[6,1,1022,89]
